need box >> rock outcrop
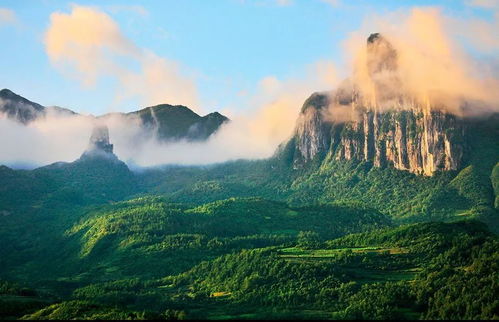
[88,125,114,154]
[80,124,117,160]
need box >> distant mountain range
[0,88,229,142]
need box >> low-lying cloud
[0,112,92,167]
[0,59,337,168]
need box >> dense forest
[1,220,497,320]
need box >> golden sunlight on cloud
[0,8,17,26]
[239,61,337,155]
[44,5,199,111]
[345,7,499,116]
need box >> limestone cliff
[293,93,332,163]
[285,92,465,176]
[333,107,464,175]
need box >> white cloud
[320,0,341,7]
[106,5,149,17]
[466,0,499,9]
[44,5,200,112]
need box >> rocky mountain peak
[279,33,467,176]
[365,33,401,104]
[366,33,398,75]
[0,88,45,124]
[0,88,17,98]
[300,92,330,114]
[130,103,229,141]
[80,124,116,161]
[88,125,113,154]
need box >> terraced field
[279,246,409,258]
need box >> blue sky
[0,0,494,115]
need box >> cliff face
[334,108,464,175]
[293,94,332,162]
[284,33,466,176]
[288,93,465,176]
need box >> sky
[0,0,497,117]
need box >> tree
[297,231,322,249]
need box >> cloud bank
[0,59,337,168]
[0,111,92,167]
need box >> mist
[0,59,336,169]
[0,108,296,169]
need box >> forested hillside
[0,110,497,320]
[2,221,496,320]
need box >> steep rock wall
[287,93,465,176]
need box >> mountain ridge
[0,88,229,142]
[0,88,45,124]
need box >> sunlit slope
[56,221,498,320]
[59,197,391,279]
